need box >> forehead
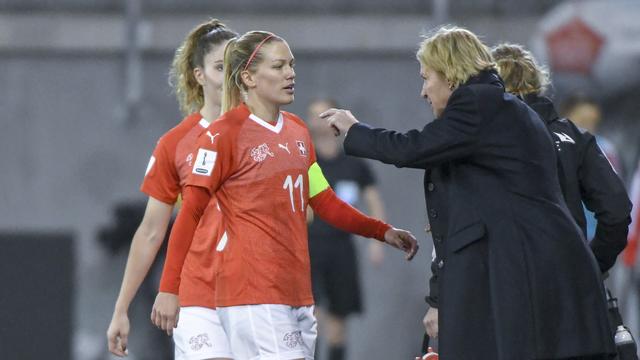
[260,40,293,61]
[204,40,230,61]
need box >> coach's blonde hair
[168,19,237,115]
[492,43,550,97]
[222,31,282,113]
[417,26,495,88]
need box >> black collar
[461,69,505,89]
[522,94,560,124]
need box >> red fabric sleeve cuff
[309,188,390,241]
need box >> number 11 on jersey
[283,174,304,212]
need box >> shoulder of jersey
[207,108,245,132]
[156,112,202,146]
[198,106,249,144]
[281,111,308,129]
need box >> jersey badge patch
[192,148,217,176]
[250,143,275,162]
[296,140,308,156]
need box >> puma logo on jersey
[206,131,220,144]
[553,132,575,144]
[251,143,275,162]
[278,143,290,154]
[186,153,193,167]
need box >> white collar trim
[249,112,284,133]
[198,118,211,128]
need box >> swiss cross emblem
[296,141,308,156]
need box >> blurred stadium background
[0,0,638,359]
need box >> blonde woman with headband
[107,19,237,360]
[154,30,418,360]
[323,26,615,359]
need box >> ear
[194,67,205,86]
[240,70,257,89]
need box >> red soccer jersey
[141,112,222,308]
[187,104,317,307]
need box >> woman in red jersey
[107,19,237,360]
[152,31,419,360]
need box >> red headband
[243,34,275,71]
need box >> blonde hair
[221,31,282,113]
[492,43,550,97]
[168,19,237,115]
[417,26,495,88]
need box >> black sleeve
[576,127,633,272]
[425,259,440,308]
[343,87,482,169]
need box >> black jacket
[343,70,615,359]
[524,94,632,273]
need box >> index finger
[318,108,338,119]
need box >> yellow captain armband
[308,162,330,198]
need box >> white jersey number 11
[283,174,304,212]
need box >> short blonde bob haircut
[417,26,495,88]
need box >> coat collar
[460,69,505,89]
[522,94,560,124]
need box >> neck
[246,93,280,123]
[199,102,221,122]
[314,136,340,159]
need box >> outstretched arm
[321,87,482,169]
[307,162,418,260]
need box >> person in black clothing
[306,98,386,360]
[321,26,615,359]
[423,42,634,354]
[492,43,632,272]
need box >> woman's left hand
[319,108,359,136]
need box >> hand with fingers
[107,311,130,357]
[423,307,439,338]
[318,108,360,136]
[151,292,180,336]
[383,227,419,260]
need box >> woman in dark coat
[321,27,616,359]
[491,43,632,274]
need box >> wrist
[377,223,392,242]
[113,303,129,314]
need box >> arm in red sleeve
[158,185,210,294]
[309,187,391,241]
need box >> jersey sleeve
[307,145,389,241]
[186,124,236,195]
[140,139,181,204]
[307,139,330,197]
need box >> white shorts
[173,306,233,360]
[217,304,317,360]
